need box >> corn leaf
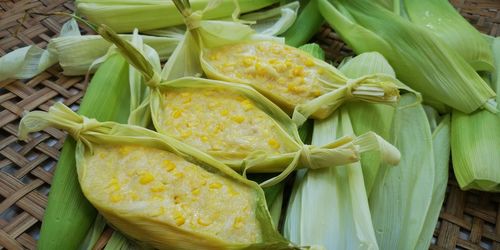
[416,112,450,249]
[451,37,500,191]
[319,0,496,114]
[403,0,494,72]
[38,54,130,250]
[76,0,280,33]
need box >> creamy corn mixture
[204,41,328,105]
[84,145,262,244]
[158,88,290,157]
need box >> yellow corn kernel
[240,99,253,111]
[231,116,245,123]
[110,193,124,203]
[268,138,281,149]
[192,188,200,195]
[268,58,278,65]
[209,52,220,61]
[257,44,267,51]
[175,172,184,179]
[172,110,182,119]
[317,68,324,74]
[180,130,192,139]
[292,66,305,77]
[255,62,267,76]
[119,146,131,155]
[220,109,229,116]
[201,136,209,142]
[287,84,306,94]
[163,160,176,172]
[151,183,166,192]
[174,213,186,226]
[242,57,254,67]
[200,179,207,185]
[304,58,315,67]
[139,172,155,184]
[285,60,293,68]
[130,192,139,201]
[228,186,239,196]
[233,216,244,229]
[209,182,223,189]
[197,217,212,226]
[274,63,287,73]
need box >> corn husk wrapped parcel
[137,0,409,126]
[18,103,301,250]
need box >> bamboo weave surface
[0,0,499,249]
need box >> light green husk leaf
[368,94,435,250]
[403,0,494,72]
[416,112,450,249]
[284,108,378,250]
[80,215,107,250]
[19,103,297,250]
[339,51,448,250]
[319,0,496,114]
[238,1,299,36]
[103,231,140,250]
[451,37,500,192]
[94,23,400,187]
[0,19,181,81]
[75,0,280,33]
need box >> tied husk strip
[37,54,131,250]
[19,103,296,250]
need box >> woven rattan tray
[0,0,499,249]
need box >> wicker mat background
[0,0,499,249]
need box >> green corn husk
[416,111,450,249]
[75,0,280,33]
[403,0,494,72]
[91,23,401,187]
[37,54,131,250]
[19,103,298,250]
[0,19,181,81]
[339,52,450,250]
[284,108,378,250]
[318,0,496,114]
[451,37,500,192]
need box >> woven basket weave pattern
[0,1,499,249]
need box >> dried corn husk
[451,37,500,192]
[19,103,297,250]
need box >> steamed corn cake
[203,41,329,106]
[83,144,261,244]
[158,88,291,157]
